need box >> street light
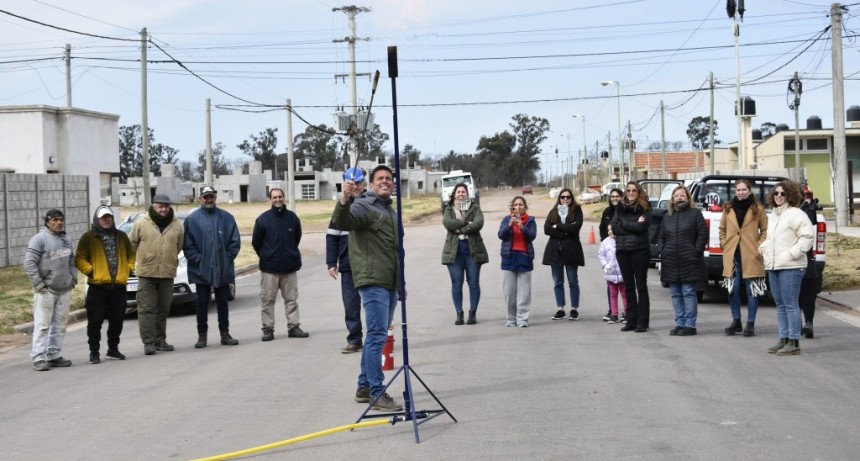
[572,114,586,191]
[601,80,623,182]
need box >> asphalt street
[2,194,860,460]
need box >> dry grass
[822,233,860,290]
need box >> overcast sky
[1,0,857,177]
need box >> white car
[118,211,234,315]
[578,189,601,204]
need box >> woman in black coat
[599,188,623,241]
[611,181,652,332]
[543,188,585,321]
[659,185,707,336]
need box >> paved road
[2,191,860,460]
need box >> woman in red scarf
[498,196,537,327]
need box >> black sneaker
[678,327,697,336]
[669,326,682,336]
[47,357,71,367]
[144,344,156,355]
[355,387,371,403]
[607,316,619,324]
[106,349,126,360]
[89,351,100,364]
[288,326,309,338]
[551,309,566,320]
[372,393,403,412]
[603,310,611,321]
[33,360,50,371]
[568,309,579,321]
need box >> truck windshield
[443,175,471,187]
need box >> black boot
[802,321,814,339]
[261,328,274,342]
[194,333,207,349]
[455,312,465,325]
[220,331,239,346]
[742,321,755,337]
[467,310,477,325]
[724,319,742,336]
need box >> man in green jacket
[129,194,184,356]
[332,165,402,412]
[75,206,135,364]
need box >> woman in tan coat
[719,179,767,337]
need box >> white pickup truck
[440,170,479,210]
[688,175,826,300]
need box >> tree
[400,144,422,167]
[760,121,777,139]
[118,124,174,182]
[293,124,343,171]
[176,161,198,181]
[358,124,390,161]
[508,113,549,185]
[476,131,517,186]
[647,141,662,152]
[237,128,279,172]
[196,142,232,181]
[686,116,721,151]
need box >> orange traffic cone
[588,226,596,245]
[382,327,395,371]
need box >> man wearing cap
[326,167,366,353]
[252,187,308,341]
[129,194,184,356]
[24,209,78,371]
[184,186,242,348]
[332,165,403,411]
[75,205,135,364]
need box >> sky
[1,0,858,180]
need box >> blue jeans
[729,254,759,322]
[447,252,482,313]
[341,271,363,345]
[195,284,232,333]
[30,290,71,361]
[769,268,805,340]
[551,264,580,308]
[357,286,397,398]
[670,282,698,328]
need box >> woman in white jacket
[759,180,814,356]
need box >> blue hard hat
[344,167,366,182]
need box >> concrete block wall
[1,173,89,268]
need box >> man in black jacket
[326,168,366,354]
[252,188,308,341]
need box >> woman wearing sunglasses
[543,188,585,321]
[610,181,652,332]
[760,180,814,356]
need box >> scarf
[731,196,751,228]
[149,206,175,233]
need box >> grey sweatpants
[502,270,531,325]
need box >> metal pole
[616,84,623,182]
[709,72,716,174]
[734,13,744,170]
[140,28,151,208]
[832,3,848,226]
[660,100,667,178]
[205,98,212,186]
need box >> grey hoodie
[23,227,77,293]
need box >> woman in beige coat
[719,179,767,337]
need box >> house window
[417,181,424,190]
[301,184,315,199]
[805,138,828,150]
[784,139,796,151]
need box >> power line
[0,8,137,42]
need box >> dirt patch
[0,332,30,353]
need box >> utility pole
[660,100,667,178]
[709,72,715,174]
[64,44,71,108]
[205,98,212,186]
[832,3,848,227]
[731,1,745,170]
[789,72,803,182]
[626,120,635,180]
[333,5,371,167]
[287,99,296,211]
[140,28,151,207]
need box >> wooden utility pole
[709,72,715,174]
[287,99,296,211]
[660,100,667,178]
[140,28,151,207]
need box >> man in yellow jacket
[75,206,135,364]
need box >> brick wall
[0,174,89,267]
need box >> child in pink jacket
[598,228,627,323]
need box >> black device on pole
[353,45,456,443]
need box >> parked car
[522,185,533,194]
[578,189,601,204]
[117,210,235,315]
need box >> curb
[13,264,260,335]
